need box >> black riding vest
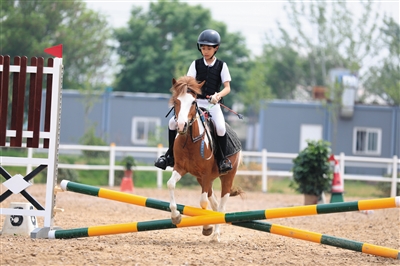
[195,58,224,99]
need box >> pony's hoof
[202,227,213,236]
[211,233,221,242]
[171,215,182,225]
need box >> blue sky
[85,0,399,57]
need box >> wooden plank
[10,56,27,147]
[0,55,10,146]
[43,58,54,149]
[27,57,37,147]
[10,56,21,138]
[31,57,44,148]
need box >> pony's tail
[230,186,245,199]
[230,151,245,199]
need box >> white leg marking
[200,192,213,235]
[167,171,182,223]
[212,193,230,242]
[218,193,230,213]
[208,190,219,211]
[200,192,209,210]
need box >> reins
[194,102,213,147]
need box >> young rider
[154,29,233,174]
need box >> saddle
[199,108,241,157]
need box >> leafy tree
[265,0,381,89]
[238,59,274,115]
[244,0,380,102]
[0,0,112,90]
[112,0,250,106]
[260,44,309,99]
[363,17,400,105]
[79,125,108,158]
[248,0,385,153]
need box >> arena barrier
[49,180,400,259]
[0,52,63,238]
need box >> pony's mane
[170,76,202,105]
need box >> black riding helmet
[197,29,221,53]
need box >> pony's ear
[198,80,205,87]
[172,78,177,85]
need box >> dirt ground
[1,184,399,266]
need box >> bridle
[172,86,214,158]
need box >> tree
[0,0,112,90]
[238,59,274,115]
[112,0,250,106]
[266,0,381,88]
[363,17,400,105]
[249,0,385,154]
[258,43,310,100]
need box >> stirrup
[219,158,232,174]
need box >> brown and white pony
[166,76,242,241]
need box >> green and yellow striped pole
[236,221,400,259]
[48,210,400,259]
[52,180,400,259]
[59,180,400,219]
[58,180,211,216]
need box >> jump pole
[48,211,400,259]
[59,180,400,218]
[52,180,400,259]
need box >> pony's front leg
[200,192,213,236]
[167,170,182,225]
[211,193,230,242]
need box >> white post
[156,144,163,189]
[339,152,345,182]
[27,148,33,183]
[109,143,116,187]
[42,57,63,230]
[390,155,398,197]
[261,149,267,193]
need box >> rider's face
[200,45,218,60]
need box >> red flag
[44,44,63,58]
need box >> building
[257,100,399,175]
[55,89,399,175]
[59,89,171,147]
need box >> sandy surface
[1,184,399,266]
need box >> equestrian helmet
[197,29,221,51]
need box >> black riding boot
[154,129,176,170]
[217,133,232,174]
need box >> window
[353,127,381,155]
[131,117,161,145]
[299,124,322,151]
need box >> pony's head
[170,76,205,134]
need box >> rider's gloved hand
[210,93,220,104]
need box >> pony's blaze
[176,93,195,133]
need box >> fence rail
[2,144,399,197]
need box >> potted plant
[120,156,136,192]
[290,140,333,205]
[122,155,136,178]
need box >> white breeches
[168,99,226,136]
